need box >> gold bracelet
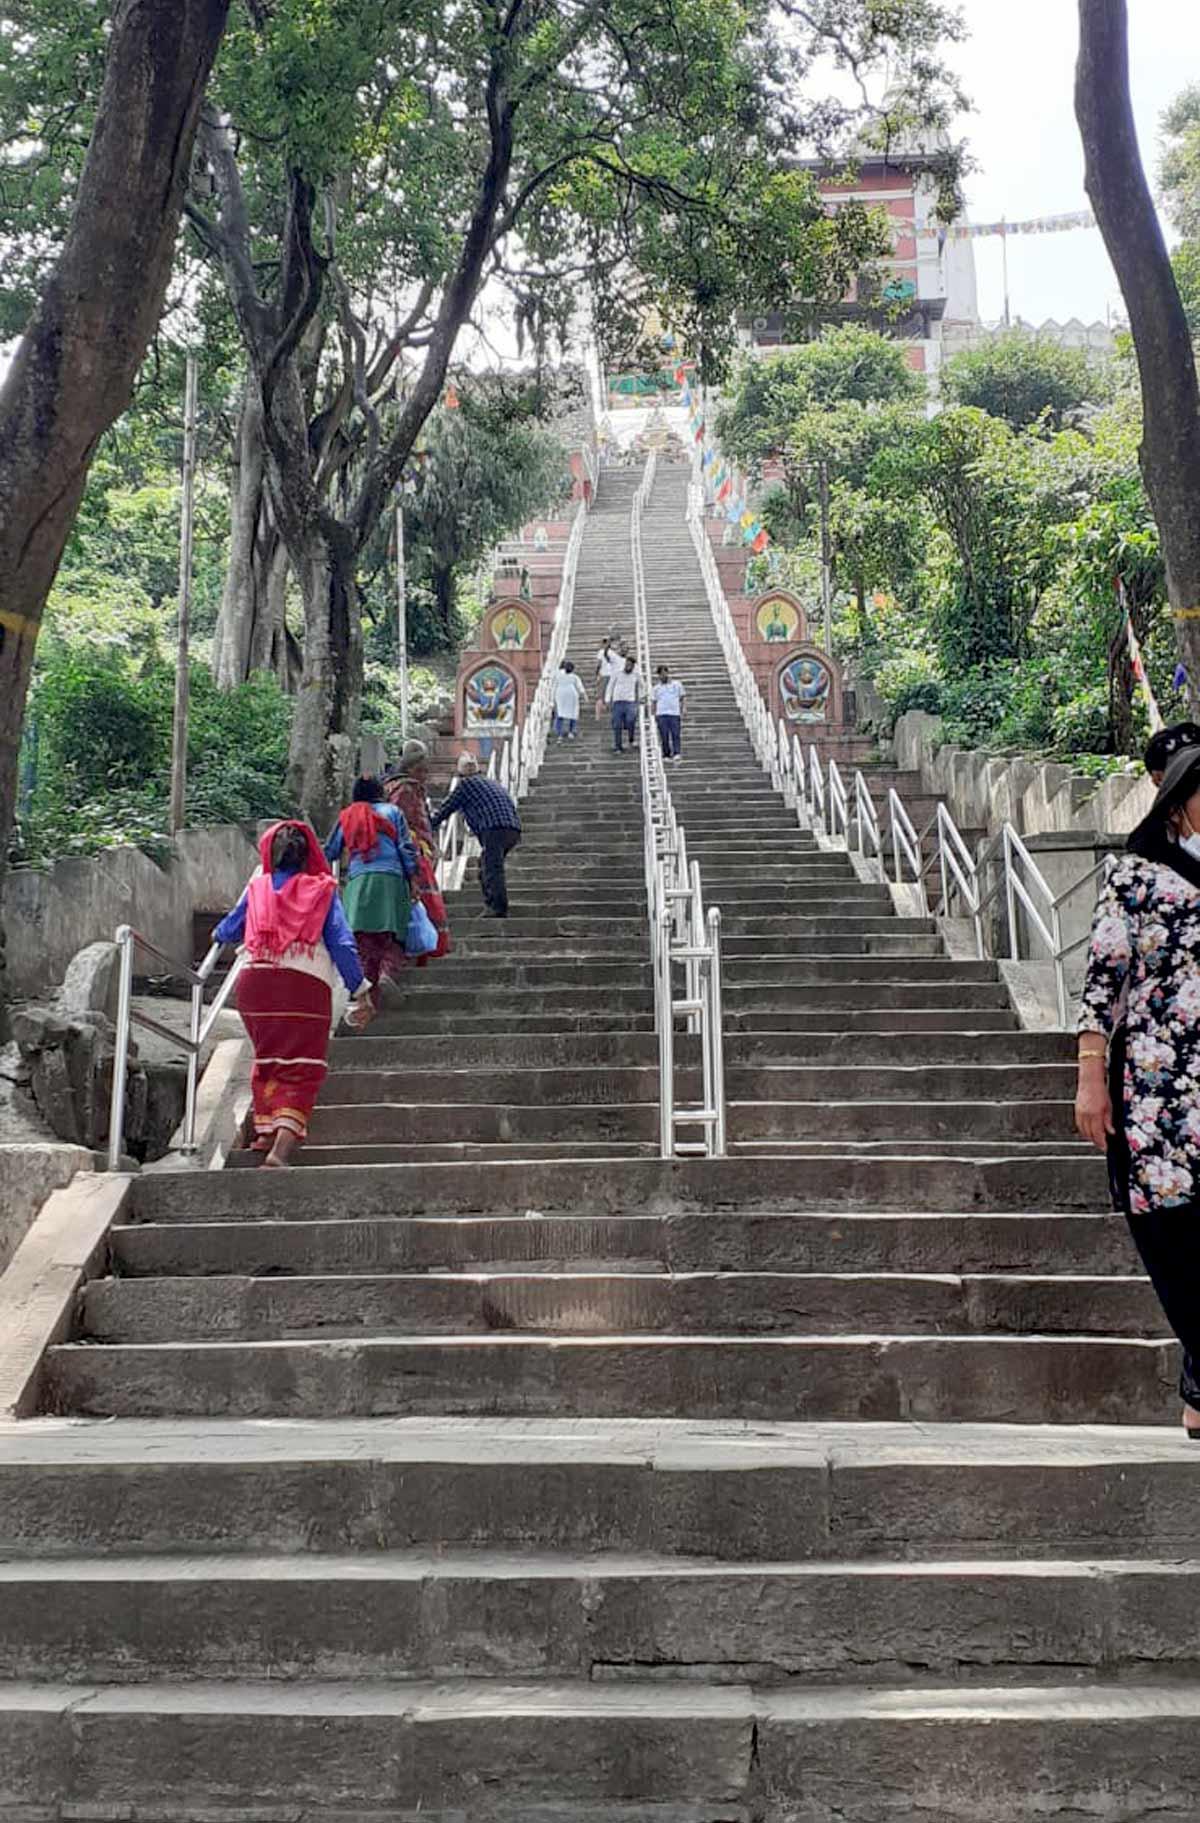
[1078,1042,1107,1058]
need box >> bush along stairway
[1,463,1198,1823]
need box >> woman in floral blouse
[1078,742,1200,1435]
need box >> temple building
[740,143,981,384]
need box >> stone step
[454,930,944,957]
[10,1674,1200,1820]
[320,1062,1074,1105]
[109,1209,1137,1282]
[5,1548,1198,1689]
[122,1155,1109,1224]
[721,958,995,984]
[291,1098,1077,1150]
[286,1137,1092,1170]
[1,1418,1188,1562]
[724,1009,1020,1033]
[77,1270,1162,1345]
[721,983,1011,1010]
[364,1009,656,1036]
[42,1329,1176,1422]
[379,985,654,1012]
[325,1031,1074,1070]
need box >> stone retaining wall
[4,825,259,1001]
[892,710,1155,841]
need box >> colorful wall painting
[756,596,801,643]
[780,655,831,723]
[464,663,517,734]
[490,606,534,651]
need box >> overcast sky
[953,0,1200,326]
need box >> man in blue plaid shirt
[431,752,523,918]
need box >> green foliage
[16,642,294,867]
[874,650,943,719]
[717,327,924,478]
[939,331,1105,431]
[407,395,571,633]
[1160,83,1200,240]
[745,338,1175,764]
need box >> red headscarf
[338,801,397,859]
[244,820,336,963]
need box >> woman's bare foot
[264,1129,301,1169]
[1183,1408,1200,1439]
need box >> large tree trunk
[1077,0,1200,705]
[0,0,230,916]
[430,562,457,648]
[213,382,293,690]
[286,525,364,834]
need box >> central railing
[636,456,726,1157]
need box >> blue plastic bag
[406,898,439,957]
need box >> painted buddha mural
[780,655,831,723]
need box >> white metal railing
[686,482,779,781]
[635,459,726,1158]
[682,482,1107,1030]
[854,768,882,869]
[791,737,1120,1030]
[888,787,927,911]
[107,918,248,1170]
[807,743,826,835]
[828,758,849,847]
[974,827,1117,1030]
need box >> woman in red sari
[384,739,453,960]
[214,821,371,1167]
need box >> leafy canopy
[939,330,1108,432]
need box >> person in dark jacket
[431,752,522,918]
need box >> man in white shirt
[652,665,686,761]
[595,637,620,720]
[609,654,640,753]
[553,661,588,742]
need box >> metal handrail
[887,787,928,912]
[686,482,778,782]
[808,744,826,836]
[929,802,983,955]
[636,461,726,1158]
[828,758,849,847]
[107,917,249,1170]
[854,769,881,865]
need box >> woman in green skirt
[325,776,418,1012]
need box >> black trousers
[478,827,520,916]
[1107,1027,1200,1409]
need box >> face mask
[1178,811,1200,860]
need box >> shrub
[874,650,943,721]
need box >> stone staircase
[0,463,1196,1822]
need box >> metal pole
[169,351,199,836]
[1004,826,1020,961]
[708,908,726,1158]
[818,460,833,652]
[396,500,410,741]
[1001,220,1010,329]
[182,972,204,1153]
[658,907,674,1158]
[107,929,136,1172]
[1051,902,1069,1030]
